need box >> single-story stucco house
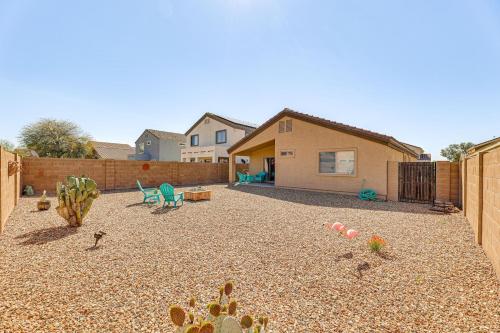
[88,141,135,160]
[228,108,421,200]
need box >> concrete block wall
[463,143,500,280]
[386,161,399,201]
[435,161,460,206]
[22,158,229,194]
[479,148,500,279]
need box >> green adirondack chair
[136,180,160,204]
[159,183,184,208]
[254,171,267,183]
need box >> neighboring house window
[146,140,151,145]
[190,135,199,146]
[280,150,295,158]
[190,158,196,162]
[215,130,227,144]
[138,142,145,153]
[319,150,355,175]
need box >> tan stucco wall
[0,148,21,233]
[231,116,414,198]
[247,146,275,175]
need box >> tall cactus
[56,176,100,227]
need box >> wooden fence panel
[398,162,436,203]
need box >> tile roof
[145,129,186,142]
[228,108,419,157]
[185,113,258,135]
[89,141,135,160]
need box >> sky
[0,0,499,160]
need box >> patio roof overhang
[231,139,275,156]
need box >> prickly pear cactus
[168,282,269,333]
[55,176,100,227]
[220,317,242,333]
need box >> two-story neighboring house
[181,113,257,163]
[131,129,186,161]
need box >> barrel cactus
[168,282,269,333]
[55,176,100,227]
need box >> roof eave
[228,109,419,157]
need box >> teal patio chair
[159,183,184,208]
[237,172,248,183]
[137,180,160,204]
[254,171,267,183]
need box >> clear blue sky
[1,0,499,160]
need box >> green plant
[168,281,269,333]
[55,176,100,227]
[18,118,93,158]
[368,236,385,252]
[440,142,474,162]
[0,139,15,152]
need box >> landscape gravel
[0,184,499,332]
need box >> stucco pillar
[229,154,236,183]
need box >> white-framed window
[279,150,295,158]
[146,140,151,145]
[319,150,355,175]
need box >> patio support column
[229,153,236,183]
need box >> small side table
[184,190,212,201]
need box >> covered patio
[229,139,275,183]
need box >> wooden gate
[398,162,436,203]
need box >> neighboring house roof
[137,129,186,143]
[400,142,424,155]
[185,112,258,136]
[227,108,419,157]
[466,137,500,155]
[89,141,135,160]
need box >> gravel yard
[1,184,499,332]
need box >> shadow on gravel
[228,185,437,215]
[150,206,179,215]
[85,245,102,251]
[334,252,354,262]
[15,226,77,245]
[125,202,146,208]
